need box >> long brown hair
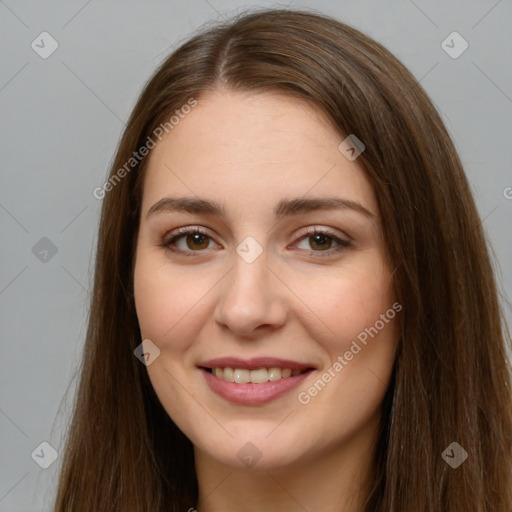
[53,8,512,511]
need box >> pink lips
[199,357,314,405]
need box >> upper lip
[199,357,314,371]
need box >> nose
[214,250,288,338]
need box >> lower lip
[201,368,313,405]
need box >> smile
[208,367,307,383]
[199,357,315,405]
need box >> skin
[133,88,400,512]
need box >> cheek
[335,278,395,346]
[133,253,206,424]
[290,258,396,352]
[293,268,398,439]
[133,251,204,351]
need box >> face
[133,89,399,472]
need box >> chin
[190,421,323,472]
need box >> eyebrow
[146,196,374,220]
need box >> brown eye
[184,232,210,250]
[161,227,219,256]
[308,233,334,251]
[294,227,351,257]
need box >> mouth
[198,357,315,405]
[202,366,311,383]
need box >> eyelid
[293,225,351,245]
[167,225,216,240]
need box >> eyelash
[159,226,352,258]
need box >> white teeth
[211,367,306,383]
[250,368,269,383]
[223,367,235,382]
[234,369,250,383]
[268,367,281,381]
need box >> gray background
[1,0,511,510]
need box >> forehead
[141,89,378,220]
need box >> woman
[54,8,512,512]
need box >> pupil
[187,233,208,250]
[311,234,330,250]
